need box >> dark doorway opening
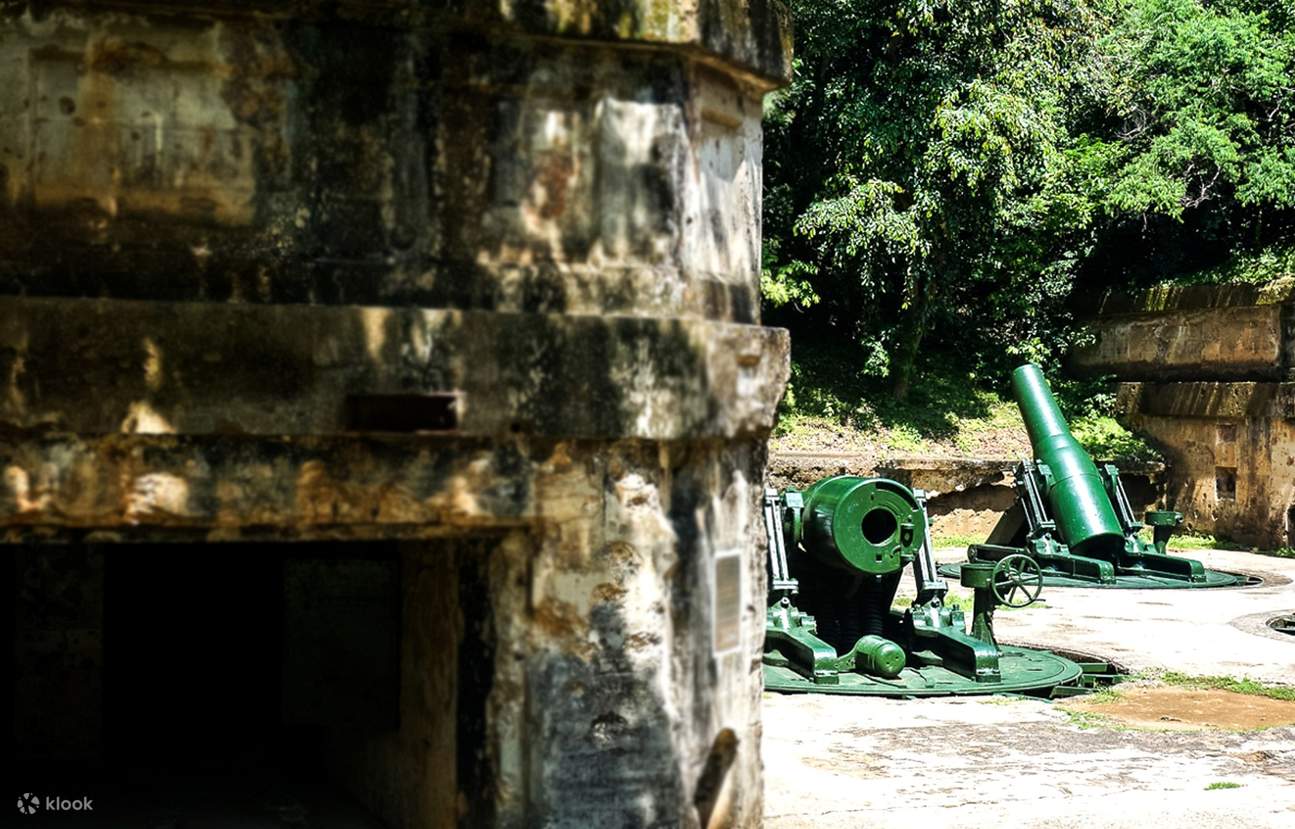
[10,542,400,828]
[105,544,290,772]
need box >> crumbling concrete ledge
[1073,279,1295,382]
[769,452,1164,539]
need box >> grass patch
[776,343,1002,443]
[1205,781,1243,791]
[1070,415,1159,463]
[942,594,971,613]
[1145,671,1295,702]
[1135,529,1295,557]
[931,533,983,549]
[999,598,1048,612]
[1081,686,1124,705]
[1061,708,1127,731]
[1158,533,1224,550]
[1057,685,1126,730]
[896,592,1042,612]
[1136,531,1268,553]
[1178,535,1249,551]
[1168,537,1295,557]
[892,594,971,612]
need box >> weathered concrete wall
[3,1,791,827]
[1081,283,1295,548]
[1073,281,1295,381]
[0,2,786,322]
[1117,382,1295,546]
[1074,304,1285,380]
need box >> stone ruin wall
[1074,282,1295,548]
[1,2,793,827]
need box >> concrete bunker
[1074,282,1295,549]
[1,1,794,825]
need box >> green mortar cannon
[940,363,1243,589]
[763,475,1083,696]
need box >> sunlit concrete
[765,546,1295,828]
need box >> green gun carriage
[762,474,1096,697]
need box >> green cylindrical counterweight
[799,476,926,575]
[853,635,906,678]
[1012,364,1123,556]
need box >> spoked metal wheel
[992,554,1044,608]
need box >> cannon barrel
[799,476,926,575]
[1011,364,1123,556]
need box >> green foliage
[1205,782,1243,791]
[1154,245,1295,286]
[775,341,1157,461]
[774,341,1019,454]
[767,0,1295,402]
[764,0,1097,394]
[1084,0,1295,222]
[1070,415,1158,462]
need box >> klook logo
[15,793,94,815]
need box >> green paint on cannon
[939,363,1247,590]
[763,475,1087,697]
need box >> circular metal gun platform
[1269,613,1295,636]
[763,644,1084,697]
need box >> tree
[764,0,1295,401]
[763,1,1095,398]
[1072,0,1295,280]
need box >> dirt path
[1063,685,1295,730]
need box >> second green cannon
[939,363,1247,589]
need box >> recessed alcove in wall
[1216,467,1238,500]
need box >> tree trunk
[890,274,931,401]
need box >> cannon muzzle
[798,476,926,575]
[1011,364,1123,556]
